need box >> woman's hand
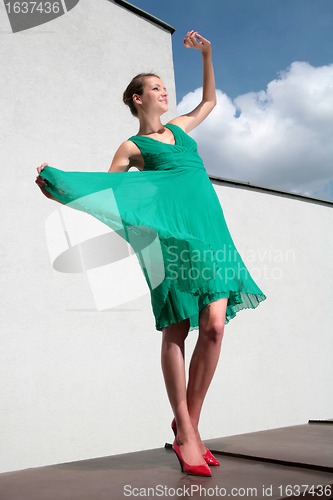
[35,163,67,205]
[183,31,211,55]
[35,163,51,197]
[168,30,216,133]
[36,162,48,175]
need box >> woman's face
[134,76,169,115]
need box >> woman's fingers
[36,163,49,186]
[184,32,197,48]
[196,33,211,45]
[184,31,207,50]
[37,162,49,174]
[35,175,48,186]
[188,31,197,43]
[184,31,211,54]
[184,31,192,46]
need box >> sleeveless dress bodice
[129,124,205,173]
[40,123,266,331]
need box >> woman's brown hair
[123,73,160,117]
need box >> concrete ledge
[209,175,333,208]
[1,423,332,500]
[112,0,176,33]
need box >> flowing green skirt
[40,163,266,332]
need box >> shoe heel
[173,449,185,473]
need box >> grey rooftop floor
[1,422,332,499]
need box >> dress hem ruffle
[155,290,267,332]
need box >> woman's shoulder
[113,139,142,161]
[166,115,203,135]
[117,139,141,152]
[165,118,187,133]
[166,116,199,135]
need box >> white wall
[1,0,333,475]
[1,0,176,474]
[199,181,333,441]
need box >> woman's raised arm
[168,31,217,134]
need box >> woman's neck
[137,115,165,136]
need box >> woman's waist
[143,157,205,172]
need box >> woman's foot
[172,438,211,476]
[203,447,220,466]
[175,424,208,467]
[172,418,220,466]
[192,425,209,455]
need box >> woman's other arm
[168,31,217,134]
[36,140,142,203]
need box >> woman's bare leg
[186,297,228,453]
[161,317,207,466]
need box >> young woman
[36,31,266,477]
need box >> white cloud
[177,62,333,199]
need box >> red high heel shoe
[202,447,220,466]
[172,438,211,477]
[171,418,220,466]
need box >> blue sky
[130,0,333,201]
[131,0,333,102]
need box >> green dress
[40,123,266,332]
